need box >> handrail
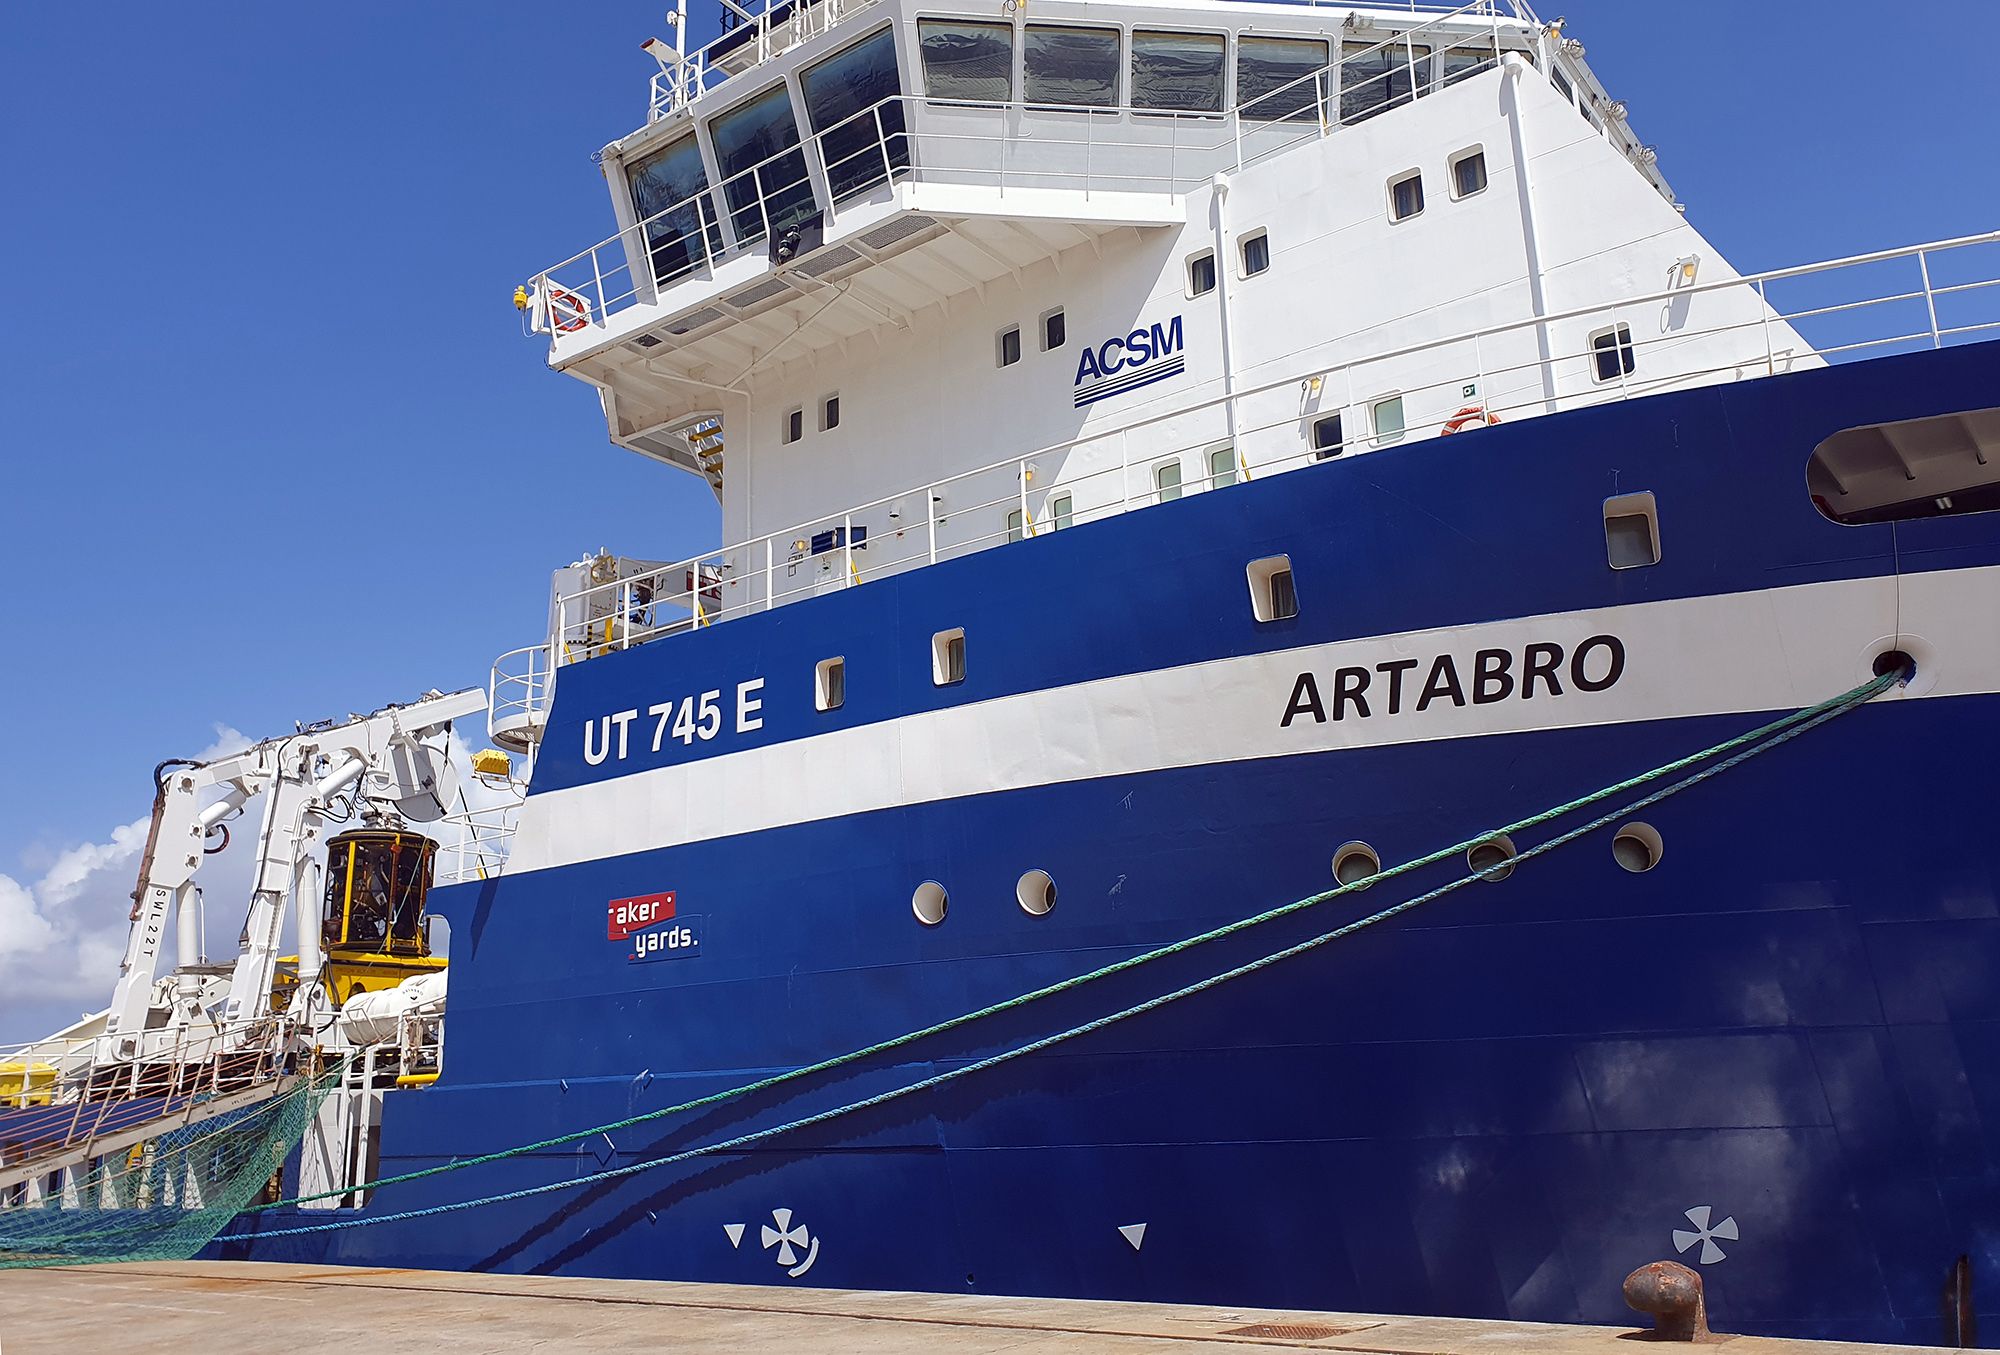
[533,226,2000,658]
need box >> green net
[0,1062,343,1269]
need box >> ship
[5,0,1998,1345]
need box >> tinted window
[1242,232,1270,276]
[1442,43,1496,87]
[1312,412,1343,458]
[1188,252,1216,296]
[625,134,723,286]
[919,20,1012,102]
[1342,39,1430,123]
[1131,30,1225,113]
[1024,25,1119,107]
[1238,37,1329,123]
[802,29,909,201]
[709,84,817,244]
[1390,171,1424,221]
[1592,326,1636,382]
[1452,150,1487,197]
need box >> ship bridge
[523,0,1577,481]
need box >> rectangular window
[802,28,910,201]
[1389,170,1424,222]
[1247,555,1298,622]
[932,629,966,686]
[820,394,841,431]
[1154,460,1183,502]
[1237,36,1330,123]
[1240,230,1270,277]
[1050,492,1074,530]
[784,407,804,443]
[1023,25,1120,108]
[1311,411,1344,459]
[709,83,817,246]
[1603,492,1660,569]
[1591,324,1636,382]
[815,656,846,711]
[624,134,723,287]
[919,19,1013,102]
[1550,66,1575,105]
[1372,394,1405,444]
[1209,446,1237,488]
[1441,42,1497,87]
[1188,251,1216,297]
[1006,507,1026,543]
[998,325,1022,367]
[1450,147,1487,199]
[1341,39,1430,124]
[1130,30,1226,113]
[1041,308,1066,351]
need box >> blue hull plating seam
[220,343,2000,1348]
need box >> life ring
[1440,404,1500,435]
[548,287,592,333]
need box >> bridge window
[998,325,1022,367]
[1550,66,1575,106]
[1342,39,1430,124]
[1590,324,1636,382]
[1131,29,1225,113]
[1154,460,1183,502]
[1312,412,1344,459]
[1389,169,1424,222]
[803,28,910,201]
[1041,307,1066,351]
[1240,230,1270,277]
[1808,407,2000,526]
[1237,36,1329,123]
[625,133,723,287]
[1442,39,1499,87]
[1024,24,1120,108]
[919,20,1013,102]
[709,83,817,246]
[1449,146,1487,199]
[1187,250,1216,297]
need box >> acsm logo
[1073,316,1185,408]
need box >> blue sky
[1,1,1995,1036]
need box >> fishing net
[0,1061,343,1268]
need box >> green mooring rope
[226,668,1899,1240]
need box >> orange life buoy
[548,287,591,333]
[1440,404,1500,435]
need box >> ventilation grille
[796,243,862,277]
[725,277,793,309]
[860,214,937,250]
[665,306,725,336]
[623,332,667,355]
[1216,1321,1370,1341]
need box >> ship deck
[0,1262,1953,1353]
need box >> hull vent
[860,214,937,250]
[1216,1322,1371,1340]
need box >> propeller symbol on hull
[1672,1205,1739,1265]
[761,1207,821,1278]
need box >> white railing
[534,4,1554,344]
[435,800,523,886]
[488,643,552,747]
[537,229,2000,661]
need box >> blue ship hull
[220,342,2000,1347]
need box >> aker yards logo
[607,890,702,962]
[1073,315,1184,408]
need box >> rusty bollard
[1622,1260,1717,1342]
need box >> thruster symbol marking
[761,1207,821,1277]
[1671,1205,1738,1265]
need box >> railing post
[590,247,606,322]
[843,513,854,586]
[1757,277,1776,376]
[619,580,631,649]
[755,165,772,242]
[1120,430,1131,510]
[927,486,938,564]
[875,102,893,188]
[1918,249,1943,349]
[764,536,775,610]
[1019,463,1030,536]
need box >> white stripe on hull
[506,566,1995,874]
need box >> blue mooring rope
[223,668,1899,1239]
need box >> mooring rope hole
[203,669,1896,1242]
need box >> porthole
[1611,822,1663,873]
[1016,869,1057,916]
[1466,834,1517,882]
[912,880,948,926]
[1332,841,1380,889]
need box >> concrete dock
[0,1262,1957,1354]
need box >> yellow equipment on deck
[0,1061,57,1106]
[319,829,447,1006]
